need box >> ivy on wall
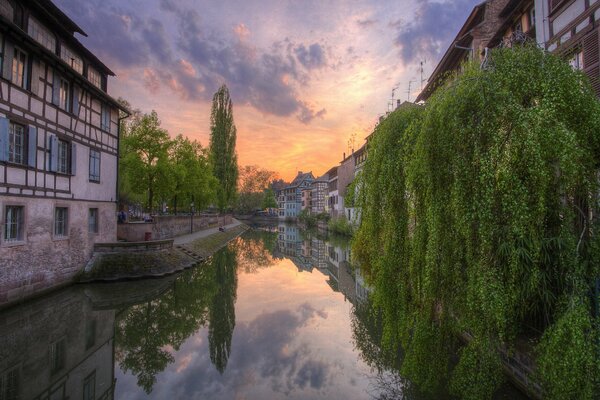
[353,44,600,399]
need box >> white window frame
[59,77,70,111]
[89,148,100,182]
[12,47,28,88]
[60,44,83,74]
[28,16,56,52]
[54,207,68,237]
[57,139,69,174]
[8,121,25,164]
[88,208,98,233]
[4,205,24,242]
[88,67,101,88]
[569,50,583,70]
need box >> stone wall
[117,214,233,242]
[0,196,116,306]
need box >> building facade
[326,166,340,218]
[310,174,328,215]
[0,0,126,305]
[277,171,315,219]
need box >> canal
[0,224,528,399]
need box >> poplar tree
[209,85,239,211]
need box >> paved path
[173,219,243,245]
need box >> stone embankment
[79,221,247,282]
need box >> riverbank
[78,221,248,282]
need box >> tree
[121,111,173,213]
[262,187,278,209]
[169,134,218,214]
[236,165,278,213]
[209,85,239,211]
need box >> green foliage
[353,44,600,398]
[298,209,317,227]
[236,165,278,213]
[328,215,353,236]
[262,187,278,209]
[210,85,239,211]
[120,110,172,212]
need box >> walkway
[173,218,243,245]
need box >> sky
[54,0,480,181]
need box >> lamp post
[190,201,195,234]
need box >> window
[101,104,110,132]
[89,149,100,182]
[0,366,19,400]
[57,139,69,174]
[60,44,82,74]
[4,206,23,242]
[59,77,69,111]
[569,50,583,70]
[28,17,55,52]
[88,67,101,88]
[0,0,13,21]
[529,7,536,28]
[54,207,68,237]
[88,208,98,233]
[8,122,25,164]
[83,371,96,400]
[12,47,27,88]
[49,339,66,374]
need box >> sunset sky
[54,0,480,181]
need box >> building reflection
[275,223,371,305]
[0,287,116,400]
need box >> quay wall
[117,214,233,242]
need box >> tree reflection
[208,244,239,374]
[234,229,278,273]
[115,264,218,392]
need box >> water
[0,224,528,399]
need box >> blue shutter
[28,125,37,167]
[48,134,58,172]
[52,71,60,106]
[70,142,76,175]
[0,117,8,162]
[73,85,80,116]
[2,41,13,81]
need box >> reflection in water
[0,225,527,399]
[0,286,116,400]
[208,245,238,374]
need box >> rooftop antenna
[406,79,416,102]
[390,84,399,111]
[420,60,427,91]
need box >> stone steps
[175,245,205,262]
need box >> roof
[290,171,315,187]
[31,0,87,37]
[416,1,488,102]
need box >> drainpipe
[116,108,131,212]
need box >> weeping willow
[353,44,600,399]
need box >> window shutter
[583,29,600,97]
[2,40,13,81]
[28,125,37,167]
[48,134,58,172]
[73,85,80,117]
[0,117,8,162]
[52,71,60,106]
[70,142,76,175]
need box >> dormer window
[28,16,56,52]
[60,44,82,74]
[88,67,101,89]
[0,0,13,21]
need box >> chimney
[343,152,346,160]
[397,99,401,108]
[298,171,303,175]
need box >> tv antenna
[420,59,427,91]
[406,79,416,102]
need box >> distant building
[277,171,315,219]
[310,174,329,215]
[326,166,340,217]
[301,187,311,212]
[338,152,356,222]
[0,0,127,305]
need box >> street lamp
[190,201,195,234]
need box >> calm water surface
[1,224,528,399]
